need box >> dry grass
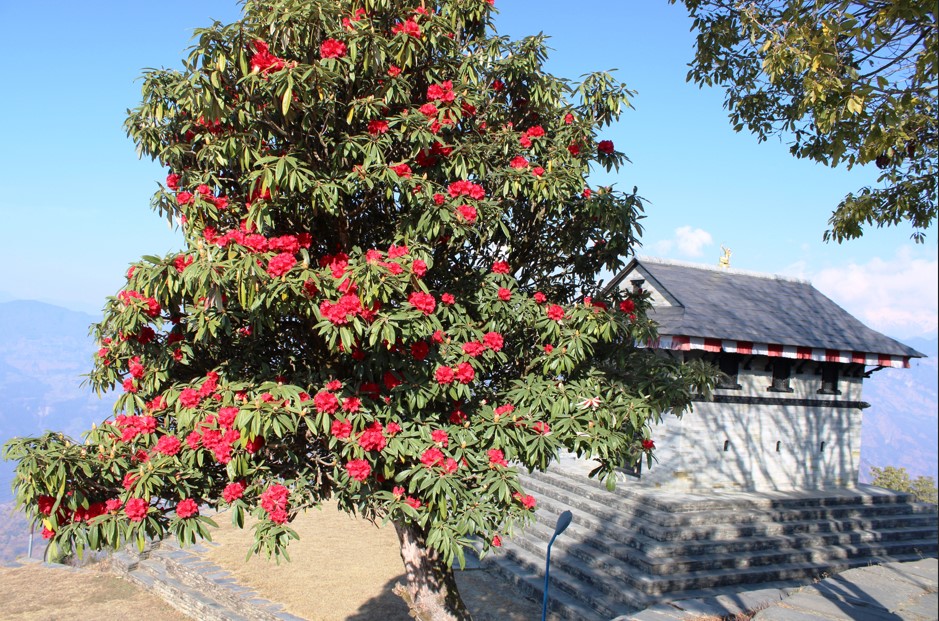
[202,501,549,621]
[0,563,189,621]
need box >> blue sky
[0,1,935,340]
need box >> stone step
[529,505,938,565]
[524,470,936,529]
[528,468,925,513]
[524,474,937,544]
[110,542,305,621]
[483,539,636,621]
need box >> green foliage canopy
[672,0,938,242]
[3,0,716,583]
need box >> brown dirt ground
[202,501,554,621]
[0,562,190,621]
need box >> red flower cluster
[114,415,157,442]
[488,449,508,468]
[260,484,290,524]
[320,38,347,59]
[154,435,181,456]
[427,81,456,103]
[408,292,436,315]
[642,439,655,450]
[267,253,297,277]
[346,459,372,481]
[447,180,485,200]
[176,498,199,519]
[125,497,149,522]
[598,140,615,154]
[117,289,161,318]
[359,422,387,452]
[546,304,565,321]
[455,204,477,224]
[222,481,246,503]
[368,119,389,135]
[250,40,287,74]
[320,293,366,325]
[391,18,421,37]
[513,492,537,510]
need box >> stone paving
[618,557,937,621]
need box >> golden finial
[719,245,732,269]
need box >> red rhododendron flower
[463,341,485,357]
[393,486,405,499]
[564,113,574,124]
[519,135,532,149]
[583,188,592,198]
[488,449,508,468]
[166,173,180,190]
[494,404,515,417]
[408,292,436,314]
[122,378,137,393]
[532,166,545,177]
[547,304,565,321]
[391,163,412,178]
[440,293,455,305]
[176,191,194,206]
[267,253,297,277]
[455,204,477,224]
[250,40,287,74]
[432,330,446,344]
[532,421,551,435]
[331,419,353,439]
[642,439,655,450]
[386,421,402,436]
[37,495,55,516]
[513,493,537,510]
[405,496,422,509]
[269,235,301,254]
[431,429,449,446]
[491,79,505,91]
[525,125,545,138]
[359,422,387,452]
[492,535,502,547]
[179,388,202,409]
[346,459,371,482]
[418,103,438,118]
[568,143,581,156]
[223,481,246,503]
[411,341,430,360]
[106,499,123,513]
[433,193,446,205]
[368,119,389,135]
[176,498,198,519]
[391,18,421,37]
[619,299,635,313]
[341,396,362,412]
[217,407,239,428]
[125,498,149,522]
[388,244,409,258]
[509,156,528,169]
[492,261,510,274]
[454,362,475,384]
[245,436,265,453]
[411,259,427,277]
[420,447,445,468]
[320,38,347,59]
[314,391,340,414]
[326,380,343,392]
[154,435,181,456]
[387,65,402,77]
[435,366,455,385]
[544,344,554,353]
[269,508,289,524]
[447,180,485,200]
[533,292,546,304]
[497,287,511,301]
[260,484,289,513]
[598,140,615,154]
[41,527,55,540]
[483,332,504,351]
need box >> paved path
[618,557,937,621]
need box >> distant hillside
[859,336,938,483]
[0,301,117,505]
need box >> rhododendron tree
[3,1,714,619]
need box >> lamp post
[541,510,573,621]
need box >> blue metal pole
[541,510,573,621]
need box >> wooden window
[717,353,742,389]
[768,359,794,392]
[817,363,841,395]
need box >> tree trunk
[392,520,473,621]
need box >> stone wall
[634,355,866,491]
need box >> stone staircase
[481,466,939,621]
[109,539,304,621]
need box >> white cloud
[674,226,714,257]
[809,247,938,340]
[649,226,714,258]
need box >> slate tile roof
[609,258,923,359]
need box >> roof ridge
[635,255,810,285]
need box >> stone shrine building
[605,257,924,492]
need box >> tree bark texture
[392,520,473,621]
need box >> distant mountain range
[859,335,938,483]
[0,299,935,559]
